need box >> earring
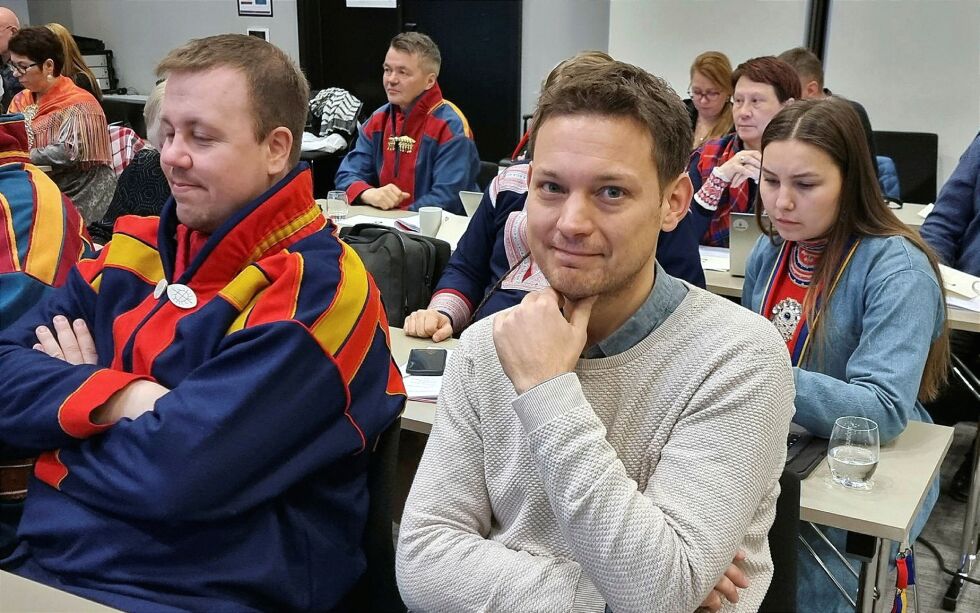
[46,74,53,82]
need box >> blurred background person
[687,56,799,247]
[0,112,91,558]
[89,81,171,244]
[778,46,876,173]
[509,50,613,160]
[45,22,102,101]
[920,133,980,502]
[685,51,734,150]
[7,26,115,224]
[0,6,21,111]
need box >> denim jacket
[744,233,944,611]
[743,234,944,443]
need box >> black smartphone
[406,348,448,376]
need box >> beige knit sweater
[396,287,795,612]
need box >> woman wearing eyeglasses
[742,96,947,613]
[7,26,114,224]
[684,51,734,150]
[687,56,799,247]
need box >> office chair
[337,418,406,612]
[759,468,800,613]
[476,160,499,192]
[873,131,939,204]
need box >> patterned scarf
[9,75,111,167]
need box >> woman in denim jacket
[742,97,949,613]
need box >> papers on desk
[398,349,454,402]
[394,215,421,232]
[394,212,468,250]
[941,265,980,312]
[699,246,730,272]
[918,203,934,218]
[338,215,400,229]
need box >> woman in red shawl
[7,26,114,224]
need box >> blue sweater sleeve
[920,134,980,269]
[432,189,499,306]
[334,122,380,194]
[409,135,479,214]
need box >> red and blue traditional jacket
[0,113,92,331]
[0,164,406,612]
[335,83,479,215]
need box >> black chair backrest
[337,417,405,612]
[874,131,938,204]
[102,98,147,140]
[476,160,499,192]
[759,468,800,613]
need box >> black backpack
[340,224,451,328]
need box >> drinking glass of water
[827,416,879,490]
[325,190,349,222]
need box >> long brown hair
[45,23,102,101]
[757,97,949,400]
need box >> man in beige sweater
[396,61,795,613]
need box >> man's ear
[804,80,821,99]
[424,72,437,91]
[265,126,293,175]
[659,172,693,232]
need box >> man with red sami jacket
[0,35,403,612]
[335,32,479,215]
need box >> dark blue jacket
[0,165,404,612]
[920,133,980,276]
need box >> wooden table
[1,570,118,612]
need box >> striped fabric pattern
[0,133,92,328]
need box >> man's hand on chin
[492,288,596,395]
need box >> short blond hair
[156,34,309,166]
[390,32,441,77]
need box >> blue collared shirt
[582,263,688,359]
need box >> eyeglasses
[689,88,722,101]
[9,62,38,76]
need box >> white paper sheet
[699,245,731,272]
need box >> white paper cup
[419,206,443,237]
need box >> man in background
[0,112,91,557]
[778,46,877,170]
[0,6,22,111]
[335,32,479,214]
[921,133,980,501]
